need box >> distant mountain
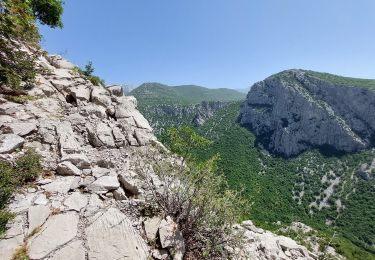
[239,69,375,157]
[129,83,246,134]
[129,83,246,105]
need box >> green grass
[305,70,375,90]
[129,83,246,106]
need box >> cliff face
[137,101,230,135]
[239,70,375,157]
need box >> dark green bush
[0,149,42,235]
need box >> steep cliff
[239,70,375,157]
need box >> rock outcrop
[0,54,320,259]
[239,70,375,157]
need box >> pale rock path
[0,54,318,260]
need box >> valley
[132,72,375,260]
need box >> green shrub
[0,149,42,235]
[150,127,246,258]
[74,62,105,86]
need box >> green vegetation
[156,102,375,259]
[0,149,42,235]
[305,70,375,90]
[150,127,246,258]
[130,83,245,106]
[0,0,63,91]
[74,61,105,86]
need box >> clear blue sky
[39,0,375,89]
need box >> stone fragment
[70,85,91,102]
[3,122,37,136]
[159,216,185,260]
[34,193,48,205]
[86,207,149,260]
[91,86,111,107]
[43,176,77,193]
[113,187,127,200]
[56,161,81,176]
[60,153,90,169]
[107,85,123,96]
[87,175,120,194]
[28,212,79,259]
[0,134,24,153]
[144,216,162,241]
[118,173,140,195]
[91,167,110,178]
[57,122,80,155]
[63,192,88,212]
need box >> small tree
[83,61,94,76]
[0,0,63,91]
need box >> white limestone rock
[159,216,185,260]
[34,193,49,206]
[3,121,37,136]
[49,240,86,260]
[107,85,123,96]
[63,192,88,212]
[60,153,90,169]
[0,235,24,260]
[28,212,79,259]
[86,207,149,260]
[56,161,81,176]
[144,216,162,241]
[0,134,24,153]
[43,176,78,193]
[87,175,120,194]
[27,205,50,235]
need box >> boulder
[0,134,24,153]
[28,212,79,259]
[60,153,90,169]
[87,122,115,148]
[91,167,110,178]
[48,55,76,70]
[87,175,120,194]
[3,122,37,136]
[70,85,91,102]
[57,122,80,155]
[91,86,112,107]
[118,173,140,195]
[56,161,82,176]
[43,176,78,193]
[86,207,149,260]
[107,85,123,96]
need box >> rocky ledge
[0,55,320,259]
[239,70,375,157]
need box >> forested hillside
[188,102,375,259]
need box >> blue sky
[39,0,375,89]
